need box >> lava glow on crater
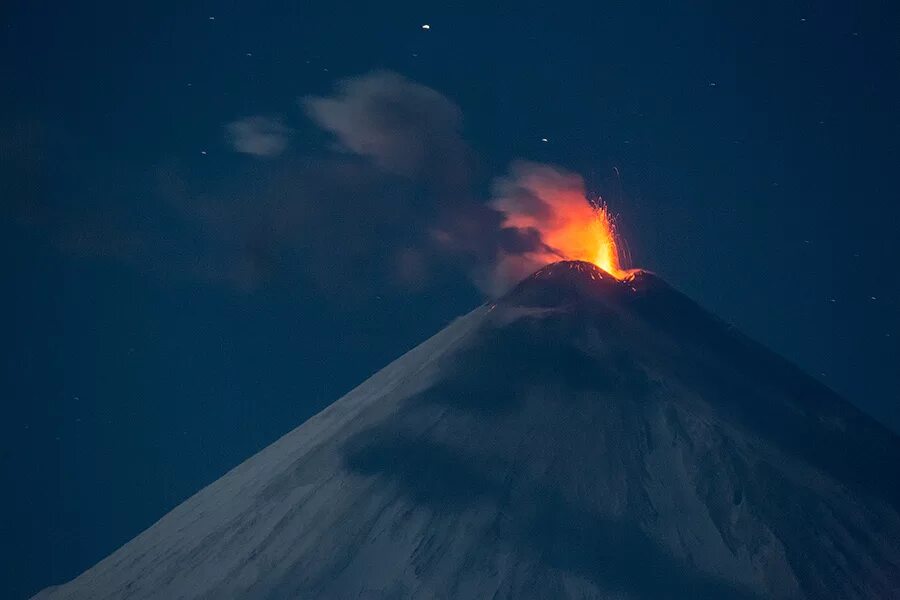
[497,198,626,279]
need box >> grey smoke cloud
[481,161,596,295]
[303,71,467,179]
[225,116,291,157]
[304,71,557,296]
[40,71,595,300]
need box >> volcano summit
[35,261,900,599]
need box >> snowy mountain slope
[35,261,900,599]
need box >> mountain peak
[528,259,625,284]
[34,260,900,600]
[501,260,660,309]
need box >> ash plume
[302,71,617,296]
[31,71,617,300]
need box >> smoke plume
[32,71,620,300]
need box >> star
[421,24,431,30]
[541,138,549,142]
[208,16,215,21]
[201,151,208,155]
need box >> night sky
[3,2,900,598]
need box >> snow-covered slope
[35,261,900,599]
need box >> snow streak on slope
[35,261,900,599]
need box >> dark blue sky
[3,2,899,598]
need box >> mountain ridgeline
[36,261,900,599]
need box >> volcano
[35,261,900,599]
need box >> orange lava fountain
[480,162,632,294]
[494,197,625,279]
[579,204,623,277]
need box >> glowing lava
[491,178,625,278]
[584,204,623,277]
[528,201,624,277]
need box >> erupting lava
[524,201,624,277]
[491,168,626,279]
[575,203,623,277]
